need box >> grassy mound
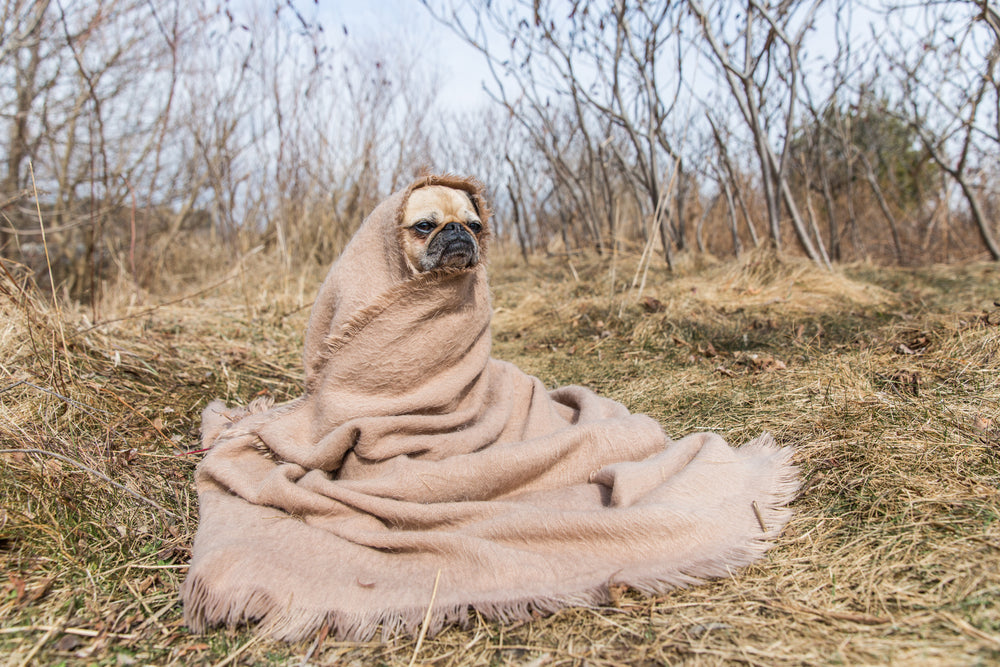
[2,250,998,665]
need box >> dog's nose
[440,222,469,239]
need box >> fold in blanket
[180,174,799,641]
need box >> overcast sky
[311,0,889,115]
[318,1,493,110]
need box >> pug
[400,185,484,272]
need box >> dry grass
[1,246,998,666]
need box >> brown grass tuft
[2,246,998,665]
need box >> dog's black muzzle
[439,222,473,245]
[433,223,477,267]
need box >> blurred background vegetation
[1,0,998,309]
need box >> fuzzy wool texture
[180,174,800,642]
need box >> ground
[1,248,998,666]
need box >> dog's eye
[468,221,483,234]
[413,221,436,234]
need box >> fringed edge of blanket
[181,434,800,643]
[181,577,614,643]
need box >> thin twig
[122,175,139,298]
[0,380,111,419]
[15,624,57,667]
[751,500,768,533]
[69,244,262,338]
[0,448,179,520]
[767,600,890,626]
[299,620,331,666]
[0,219,89,235]
[28,159,74,384]
[408,569,442,667]
[175,447,210,457]
[209,633,261,667]
[0,256,48,371]
[940,611,1000,648]
[0,252,30,303]
[122,577,170,636]
[0,625,137,640]
[96,385,174,446]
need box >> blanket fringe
[184,574,616,643]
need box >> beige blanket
[181,175,798,641]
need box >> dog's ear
[465,190,481,218]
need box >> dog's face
[400,185,484,272]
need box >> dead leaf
[885,370,921,396]
[136,575,156,593]
[156,544,183,561]
[8,573,26,605]
[894,330,931,354]
[973,415,992,432]
[54,633,83,652]
[24,576,53,604]
[179,643,210,655]
[608,583,628,607]
[745,354,787,372]
[640,296,664,313]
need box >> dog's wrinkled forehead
[403,185,481,227]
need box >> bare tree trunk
[958,179,1000,260]
[858,152,905,264]
[775,155,831,267]
[506,181,529,263]
[709,115,760,249]
[690,0,826,264]
[694,194,719,254]
[2,0,49,257]
[721,178,743,256]
[816,140,841,261]
[674,162,688,251]
[910,116,1000,260]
